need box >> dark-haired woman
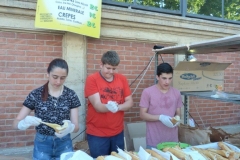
[13,58,81,160]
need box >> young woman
[13,58,81,160]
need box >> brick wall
[0,31,63,148]
[189,53,240,128]
[86,38,175,122]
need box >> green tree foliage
[110,0,240,21]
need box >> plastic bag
[60,150,93,160]
[188,118,195,127]
[211,85,228,99]
[178,124,211,146]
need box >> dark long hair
[41,58,68,101]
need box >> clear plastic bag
[211,85,228,99]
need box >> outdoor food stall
[63,35,240,160]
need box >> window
[103,0,240,24]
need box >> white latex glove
[106,101,118,113]
[55,120,75,138]
[18,116,42,130]
[159,115,174,128]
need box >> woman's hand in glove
[18,116,42,130]
[159,115,174,128]
[55,120,75,138]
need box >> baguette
[228,152,237,160]
[163,147,191,160]
[96,156,105,160]
[193,147,229,160]
[111,151,125,160]
[171,116,180,125]
[40,121,68,133]
[207,148,230,158]
[218,142,232,152]
[192,147,217,160]
[218,142,240,159]
[145,149,166,160]
[124,151,139,160]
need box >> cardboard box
[173,61,231,91]
[127,122,146,152]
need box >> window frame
[102,0,240,25]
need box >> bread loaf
[171,115,180,125]
[111,151,125,160]
[145,149,166,160]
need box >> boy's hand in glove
[106,101,118,113]
[18,116,42,130]
[55,120,75,138]
[159,115,174,128]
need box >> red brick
[15,135,34,141]
[7,38,27,44]
[36,34,54,41]
[7,62,26,67]
[102,40,117,45]
[0,37,6,43]
[0,136,15,143]
[54,35,63,41]
[0,102,16,108]
[14,68,39,73]
[15,90,30,95]
[44,51,62,57]
[0,44,14,49]
[0,49,6,55]
[26,85,40,90]
[54,46,62,52]
[95,44,112,50]
[45,41,62,46]
[34,80,48,85]
[0,79,15,85]
[4,85,25,90]
[25,74,44,79]
[16,33,36,39]
[25,62,45,68]
[36,46,53,51]
[16,57,36,62]
[16,79,34,84]
[110,45,125,51]
[6,73,25,79]
[7,50,26,56]
[117,41,131,46]
[16,45,36,51]
[6,142,25,148]
[0,132,5,136]
[26,141,34,146]
[87,38,102,44]
[87,43,95,49]
[5,96,25,102]
[0,32,15,38]
[5,107,21,113]
[26,51,44,56]
[27,39,45,45]
[36,57,54,62]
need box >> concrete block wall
[0,31,63,148]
